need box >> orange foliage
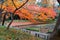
[15,8,37,23]
[2,4,56,23]
[26,5,56,21]
[5,6,15,12]
[1,0,56,23]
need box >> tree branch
[7,0,29,29]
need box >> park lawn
[0,26,43,40]
[26,27,53,33]
[6,20,29,22]
[26,27,40,32]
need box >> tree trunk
[48,14,60,40]
[6,13,13,30]
[2,13,6,25]
[48,0,60,40]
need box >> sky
[54,0,59,6]
[35,0,59,6]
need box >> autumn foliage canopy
[1,0,57,23]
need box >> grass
[26,27,53,33]
[26,28,40,32]
[0,26,43,40]
[6,20,29,22]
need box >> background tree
[0,0,7,25]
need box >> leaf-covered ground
[0,26,43,40]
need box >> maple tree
[1,0,56,22]
[0,0,57,29]
[0,0,29,29]
[3,5,56,22]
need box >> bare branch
[12,0,29,13]
[11,0,17,9]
